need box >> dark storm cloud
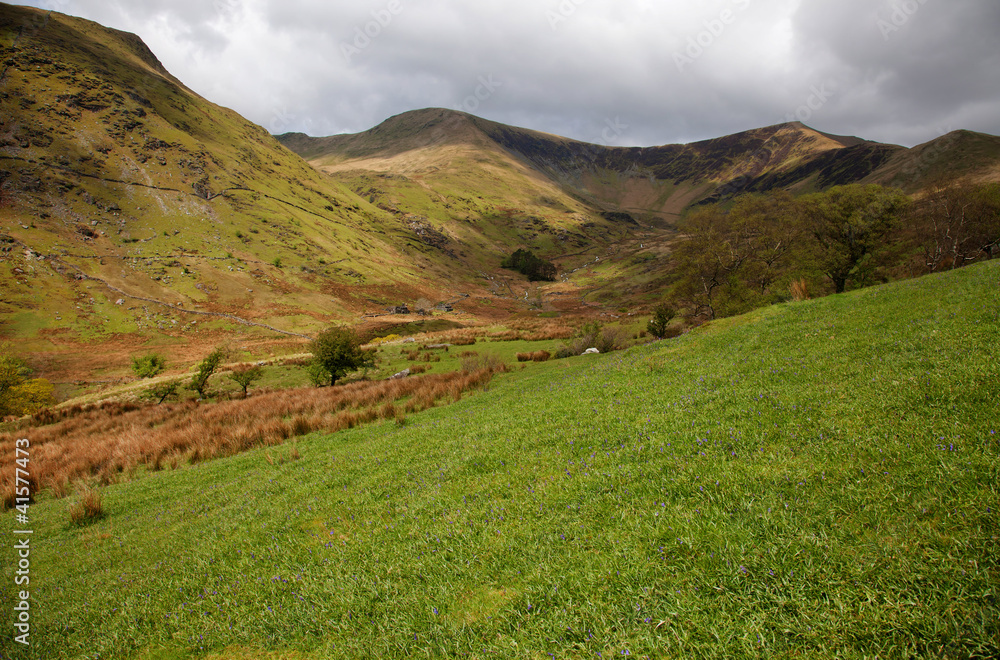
[23,0,1000,147]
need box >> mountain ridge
[279,109,1000,221]
[3,1,1000,386]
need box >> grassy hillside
[4,261,998,658]
[0,5,605,388]
[279,108,638,276]
[0,3,469,384]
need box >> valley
[4,3,1000,393]
[1,3,999,658]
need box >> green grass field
[3,262,999,659]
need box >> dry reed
[791,279,811,301]
[0,368,501,508]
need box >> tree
[309,326,376,387]
[131,353,166,379]
[0,350,54,418]
[727,192,802,296]
[228,365,264,398]
[670,205,733,320]
[647,304,677,339]
[800,184,911,293]
[910,183,1000,272]
[147,381,179,404]
[190,347,227,398]
[501,249,557,282]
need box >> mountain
[282,110,1000,223]
[3,2,1000,387]
[1,3,598,388]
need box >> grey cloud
[24,0,1000,147]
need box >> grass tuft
[68,482,104,526]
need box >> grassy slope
[284,108,635,273]
[0,8,558,355]
[4,261,998,659]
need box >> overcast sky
[20,0,1000,147]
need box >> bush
[647,304,677,340]
[553,346,576,360]
[370,334,402,346]
[131,353,166,379]
[460,353,509,374]
[561,322,628,356]
[0,350,54,418]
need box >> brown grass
[516,350,551,363]
[790,279,811,301]
[488,319,573,343]
[0,368,503,508]
[68,482,104,525]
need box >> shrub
[370,334,402,346]
[647,304,677,340]
[553,346,575,360]
[461,353,509,374]
[131,353,166,379]
[562,321,628,356]
[0,350,54,418]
